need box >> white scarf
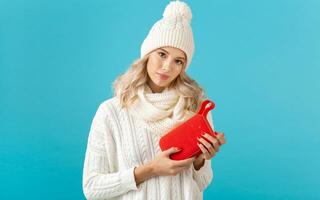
[128,85,195,136]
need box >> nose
[161,60,171,71]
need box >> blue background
[1,0,319,199]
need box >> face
[146,46,187,93]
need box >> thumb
[164,147,181,156]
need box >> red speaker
[159,99,217,160]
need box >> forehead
[157,46,186,59]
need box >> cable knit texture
[127,85,196,136]
[82,86,214,200]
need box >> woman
[82,1,226,200]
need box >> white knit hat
[140,0,195,69]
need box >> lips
[156,73,169,80]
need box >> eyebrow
[159,48,186,61]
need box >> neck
[147,80,165,93]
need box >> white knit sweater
[82,95,214,200]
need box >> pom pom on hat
[163,1,192,23]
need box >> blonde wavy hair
[112,53,207,113]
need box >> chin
[154,82,168,88]
[157,79,173,86]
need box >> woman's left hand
[194,131,226,164]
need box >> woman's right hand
[149,147,196,176]
[134,147,196,186]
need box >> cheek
[146,60,158,81]
[147,57,160,72]
[170,67,182,80]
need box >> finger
[218,137,226,145]
[198,136,217,153]
[164,147,181,156]
[198,136,219,154]
[215,131,224,137]
[197,142,215,159]
[172,157,195,167]
[215,132,226,145]
[202,133,221,150]
[199,143,214,159]
[195,153,205,161]
[216,133,226,145]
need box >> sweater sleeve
[191,111,214,191]
[82,103,140,200]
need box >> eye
[175,60,184,65]
[158,52,166,58]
